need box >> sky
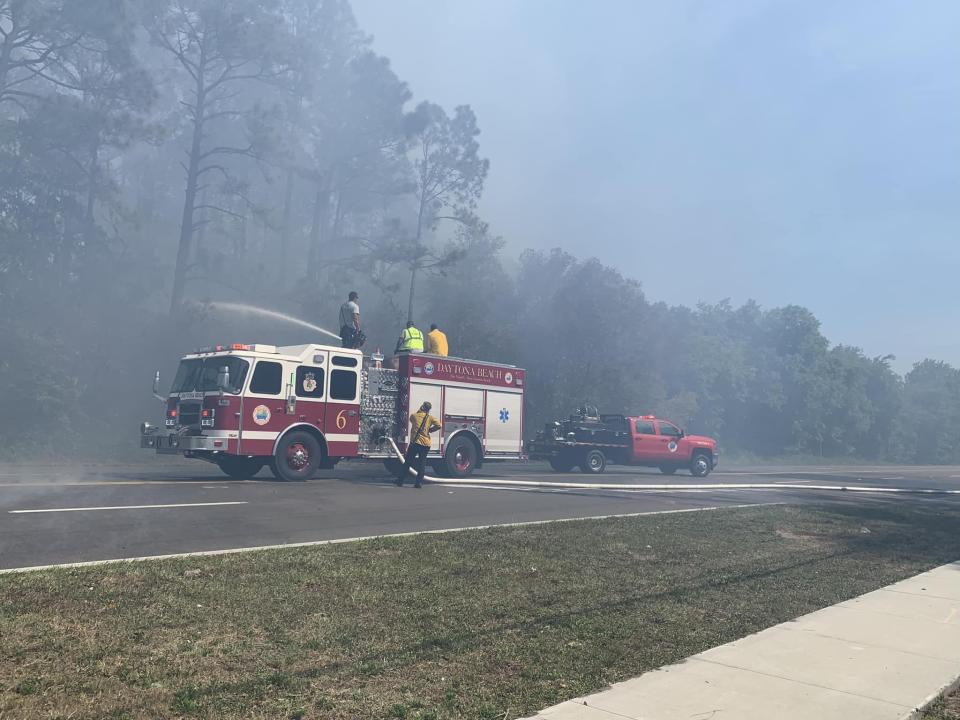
[351,0,960,372]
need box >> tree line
[1,0,957,463]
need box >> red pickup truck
[526,408,719,477]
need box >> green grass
[2,500,960,719]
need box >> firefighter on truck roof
[427,324,449,356]
[395,320,425,354]
[339,291,361,348]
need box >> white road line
[446,484,725,495]
[0,502,777,574]
[429,477,960,494]
[8,501,248,514]
[0,480,264,487]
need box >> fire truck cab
[140,342,525,481]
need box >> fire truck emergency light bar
[193,343,278,354]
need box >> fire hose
[383,438,960,495]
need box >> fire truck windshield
[170,357,249,394]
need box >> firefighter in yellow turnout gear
[427,324,449,356]
[395,320,425,353]
[396,402,441,488]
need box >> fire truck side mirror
[152,370,164,402]
[216,366,230,395]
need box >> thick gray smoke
[1,0,958,463]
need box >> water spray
[206,302,341,341]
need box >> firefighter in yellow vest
[395,320,425,354]
[396,401,441,488]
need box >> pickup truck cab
[630,416,718,477]
[527,409,719,477]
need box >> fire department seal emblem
[667,441,679,453]
[424,361,435,376]
[302,372,317,393]
[504,372,514,384]
[253,405,271,426]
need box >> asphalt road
[2,458,960,571]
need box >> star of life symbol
[499,408,510,423]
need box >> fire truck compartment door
[485,391,522,453]
[443,387,483,417]
[408,382,442,451]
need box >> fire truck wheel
[443,435,478,477]
[271,431,322,481]
[690,452,712,478]
[430,461,449,477]
[215,456,264,479]
[548,456,576,473]
[579,449,607,474]
[658,465,678,475]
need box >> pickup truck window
[658,421,681,437]
[635,420,655,434]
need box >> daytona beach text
[437,361,506,380]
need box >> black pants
[340,325,355,348]
[400,443,430,485]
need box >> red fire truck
[140,343,525,480]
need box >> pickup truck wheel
[549,456,576,473]
[690,452,711,478]
[216,456,264,479]
[443,435,478,478]
[580,449,607,474]
[658,465,678,476]
[270,431,321,481]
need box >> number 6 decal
[336,410,347,430]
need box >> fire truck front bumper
[140,429,226,454]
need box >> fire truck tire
[548,456,576,473]
[430,461,449,477]
[271,431,322,481]
[658,465,678,475]
[443,435,479,478]
[215,456,264,479]
[690,451,712,478]
[579,449,607,474]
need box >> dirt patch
[775,528,837,548]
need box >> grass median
[3,500,960,719]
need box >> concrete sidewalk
[524,561,960,720]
